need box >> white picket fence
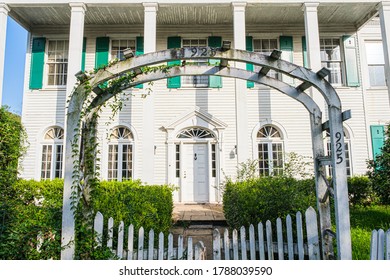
[93,211,206,260]
[213,207,321,260]
[370,228,390,260]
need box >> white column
[61,2,86,260]
[303,2,325,112]
[233,2,249,163]
[65,3,86,98]
[142,3,158,184]
[378,2,390,101]
[0,3,9,106]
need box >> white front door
[182,143,209,202]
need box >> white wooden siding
[20,22,389,182]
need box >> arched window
[257,125,284,176]
[325,128,352,177]
[41,127,64,179]
[176,127,215,139]
[108,126,134,181]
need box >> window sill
[40,86,67,91]
[366,86,388,91]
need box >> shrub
[0,179,63,260]
[0,106,26,240]
[223,177,316,229]
[92,180,174,234]
[367,125,390,205]
[347,176,377,206]
[0,179,174,259]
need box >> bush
[0,179,174,259]
[223,177,316,229]
[367,125,390,205]
[0,179,63,260]
[92,180,174,234]
[0,107,26,240]
[347,176,377,206]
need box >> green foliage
[283,152,313,179]
[75,180,174,259]
[223,177,316,229]
[0,179,63,260]
[0,106,27,250]
[347,176,377,206]
[92,180,173,233]
[0,179,173,259]
[349,205,390,259]
[367,125,390,205]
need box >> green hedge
[0,179,174,259]
[92,180,174,234]
[0,179,63,260]
[223,177,316,229]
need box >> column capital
[0,3,10,14]
[302,2,319,12]
[69,2,87,13]
[143,2,159,12]
[377,1,390,11]
[232,1,247,12]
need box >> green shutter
[302,36,308,68]
[208,36,222,88]
[343,35,360,87]
[95,37,109,69]
[29,37,46,89]
[81,37,87,72]
[280,36,293,83]
[246,36,254,88]
[167,36,181,88]
[134,36,144,89]
[371,125,385,159]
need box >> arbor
[367,125,390,205]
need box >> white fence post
[138,227,144,260]
[240,226,247,260]
[249,224,256,260]
[286,215,294,260]
[305,207,320,260]
[148,229,154,260]
[276,218,284,260]
[266,220,273,260]
[258,222,265,260]
[213,228,221,260]
[94,212,104,247]
[296,211,304,260]
[127,224,134,260]
[224,229,230,260]
[117,221,124,259]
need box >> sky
[2,17,28,115]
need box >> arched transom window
[108,127,134,181]
[177,127,216,140]
[41,127,64,179]
[257,125,284,176]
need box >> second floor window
[253,38,279,79]
[47,40,69,86]
[182,39,209,87]
[111,39,136,60]
[365,41,386,87]
[320,38,343,85]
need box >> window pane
[108,145,119,181]
[47,40,69,86]
[368,65,386,87]
[182,38,208,87]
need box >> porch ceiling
[8,2,379,30]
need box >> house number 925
[190,47,217,57]
[335,132,343,164]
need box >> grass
[349,205,390,260]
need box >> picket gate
[213,207,320,260]
[370,228,390,260]
[93,212,206,260]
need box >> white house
[1,0,389,204]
